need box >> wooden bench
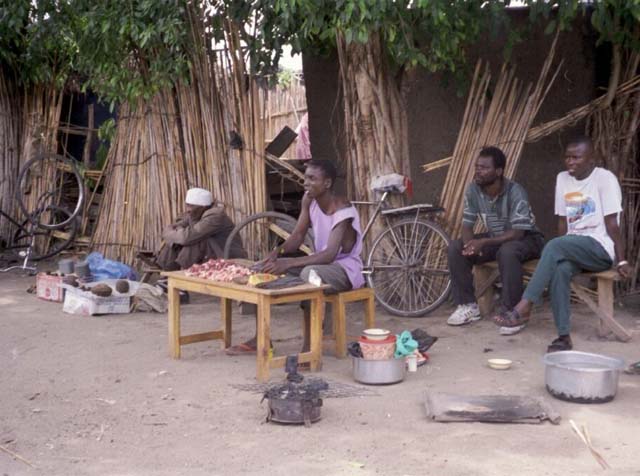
[474,259,632,342]
[323,287,376,358]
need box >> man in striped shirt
[446,146,544,333]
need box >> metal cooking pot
[352,356,406,385]
[543,351,625,403]
[267,397,322,426]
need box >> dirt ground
[1,270,639,476]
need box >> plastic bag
[394,330,418,358]
[86,252,138,281]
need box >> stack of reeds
[91,9,269,263]
[588,51,640,291]
[337,32,410,250]
[431,34,561,238]
[0,71,21,241]
[16,84,63,253]
[90,93,189,263]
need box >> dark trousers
[447,233,545,309]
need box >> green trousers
[522,235,612,336]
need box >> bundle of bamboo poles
[90,93,189,263]
[15,84,64,253]
[588,51,640,291]
[337,32,410,250]
[0,71,21,241]
[91,8,269,263]
[431,33,561,238]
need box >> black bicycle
[1,153,84,272]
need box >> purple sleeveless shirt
[309,200,364,289]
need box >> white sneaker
[447,303,482,326]
[499,324,526,336]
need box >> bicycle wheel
[16,153,84,230]
[223,211,314,260]
[12,206,78,261]
[366,218,451,317]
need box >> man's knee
[543,236,569,253]
[448,239,464,259]
[496,241,522,263]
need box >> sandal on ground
[225,342,257,356]
[624,361,640,375]
[417,351,428,367]
[493,309,529,328]
[546,336,573,353]
[225,341,274,356]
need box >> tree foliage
[524,0,640,50]
[1,1,640,104]
[72,0,192,106]
[0,0,76,86]
[243,0,511,81]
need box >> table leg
[221,297,232,349]
[256,295,271,382]
[309,294,324,371]
[168,281,181,359]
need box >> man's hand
[462,238,486,257]
[162,224,178,235]
[261,258,292,275]
[617,262,632,279]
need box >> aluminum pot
[352,356,406,385]
[543,351,625,403]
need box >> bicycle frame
[0,208,37,273]
[351,191,391,240]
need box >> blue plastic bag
[86,252,138,281]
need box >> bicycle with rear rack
[0,153,84,273]
[223,182,451,317]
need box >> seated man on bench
[496,137,631,352]
[153,187,246,271]
[225,159,364,355]
[447,146,544,333]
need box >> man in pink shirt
[226,159,364,355]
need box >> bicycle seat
[381,203,444,216]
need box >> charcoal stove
[263,355,327,426]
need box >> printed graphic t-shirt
[554,167,622,260]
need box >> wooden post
[596,277,613,338]
[168,282,181,358]
[256,295,271,382]
[221,297,232,348]
[474,266,499,317]
[309,294,324,371]
[83,104,94,166]
[334,294,347,359]
[364,290,376,329]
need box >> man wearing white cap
[155,187,245,270]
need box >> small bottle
[407,353,418,372]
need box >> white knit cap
[185,188,213,207]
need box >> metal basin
[352,356,406,385]
[543,351,625,403]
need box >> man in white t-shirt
[493,137,631,352]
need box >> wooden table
[162,271,327,381]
